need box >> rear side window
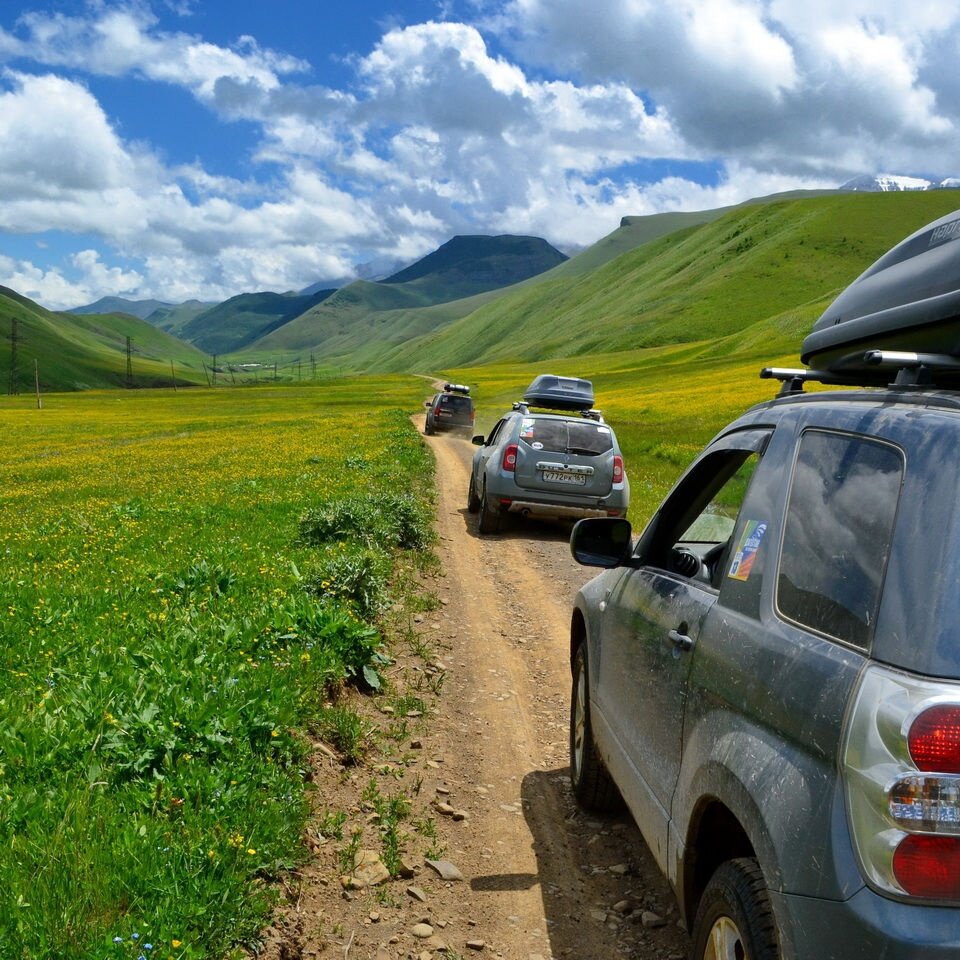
[777,430,903,649]
[518,417,613,455]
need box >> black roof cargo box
[801,208,960,383]
[523,375,595,411]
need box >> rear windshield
[518,417,613,455]
[438,394,472,410]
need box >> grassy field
[0,378,434,959]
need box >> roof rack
[510,400,605,422]
[761,350,960,396]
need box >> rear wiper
[566,446,598,455]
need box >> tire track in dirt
[421,428,691,960]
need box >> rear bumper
[770,886,960,960]
[501,498,626,520]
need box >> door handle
[668,626,694,653]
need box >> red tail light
[501,444,518,472]
[612,455,624,484]
[909,705,960,773]
[893,835,960,899]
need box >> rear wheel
[423,420,435,436]
[569,644,620,812]
[477,483,502,534]
[467,472,481,513]
[692,859,780,960]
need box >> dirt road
[261,427,691,960]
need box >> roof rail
[762,350,960,395]
[580,408,605,422]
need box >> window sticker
[531,441,543,450]
[597,425,610,434]
[520,418,536,439]
[728,520,768,581]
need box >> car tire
[569,644,621,813]
[477,483,502,534]
[424,421,435,436]
[691,859,780,960]
[467,472,481,513]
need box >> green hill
[0,287,209,392]
[144,299,215,335]
[374,191,960,371]
[250,235,566,355]
[181,289,336,354]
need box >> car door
[593,428,772,868]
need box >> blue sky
[0,0,958,309]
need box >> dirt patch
[255,423,691,960]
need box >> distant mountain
[69,296,174,320]
[144,299,216,335]
[251,234,567,355]
[382,235,567,292]
[181,289,336,354]
[1,286,208,391]
[840,173,960,192]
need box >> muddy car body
[568,207,960,959]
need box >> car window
[776,430,903,649]
[518,417,613,455]
[487,419,507,445]
[439,394,472,410]
[680,457,758,545]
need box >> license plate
[542,470,586,485]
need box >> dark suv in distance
[424,383,475,436]
[567,207,960,960]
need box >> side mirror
[424,401,432,408]
[472,435,485,446]
[570,518,634,568]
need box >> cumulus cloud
[499,0,959,175]
[0,1,957,307]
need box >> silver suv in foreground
[568,207,960,960]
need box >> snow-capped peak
[840,173,958,192]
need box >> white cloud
[0,1,958,309]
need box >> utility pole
[298,359,302,380]
[125,336,133,388]
[8,317,21,395]
[34,359,41,409]
[170,359,177,391]
[212,354,217,387]
[311,352,316,379]
[273,361,277,381]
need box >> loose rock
[425,858,465,881]
[412,923,434,939]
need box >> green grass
[0,377,433,959]
[378,190,960,371]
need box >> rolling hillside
[251,235,566,354]
[374,190,960,371]
[180,289,337,354]
[0,287,209,392]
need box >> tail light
[909,705,960,772]
[893,836,960,899]
[612,455,624,485]
[843,665,960,902]
[501,444,518,473]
